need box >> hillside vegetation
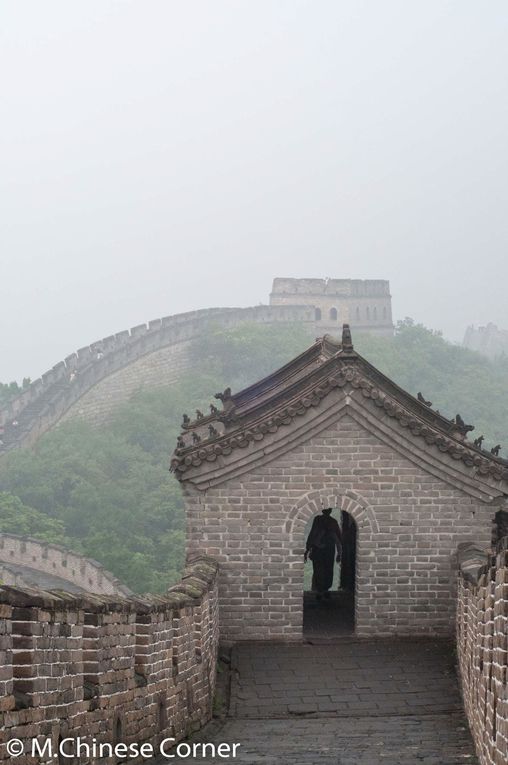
[0,320,506,594]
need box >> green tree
[0,320,507,594]
[0,492,66,541]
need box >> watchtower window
[315,307,322,321]
[329,307,338,321]
[355,307,360,321]
[366,307,370,320]
[373,306,377,320]
[383,306,387,320]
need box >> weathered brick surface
[0,557,219,764]
[456,539,508,765]
[185,412,500,641]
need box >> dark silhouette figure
[473,435,484,449]
[305,509,342,600]
[417,392,432,407]
[491,444,502,457]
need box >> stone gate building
[172,326,508,642]
[270,277,393,335]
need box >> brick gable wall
[185,414,496,641]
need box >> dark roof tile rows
[171,325,508,486]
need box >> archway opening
[302,508,356,638]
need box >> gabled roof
[170,325,508,493]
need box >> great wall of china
[1,280,507,764]
[0,278,394,452]
[0,556,219,763]
[0,534,132,596]
[0,305,315,452]
[0,539,505,763]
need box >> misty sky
[1,1,508,382]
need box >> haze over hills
[0,319,507,593]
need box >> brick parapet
[0,534,132,597]
[0,305,315,450]
[456,538,508,765]
[0,556,219,763]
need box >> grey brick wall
[185,414,497,642]
[0,557,219,762]
[456,540,508,765]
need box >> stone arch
[285,488,379,544]
[285,488,378,635]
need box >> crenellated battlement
[271,277,391,297]
[0,280,394,454]
[0,304,315,451]
[463,322,508,360]
[0,556,219,763]
[270,277,393,333]
[456,537,508,764]
[0,534,132,596]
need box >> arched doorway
[303,509,356,638]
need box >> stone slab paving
[154,638,479,764]
[230,639,466,718]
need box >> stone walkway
[157,638,478,764]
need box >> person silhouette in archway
[304,508,342,600]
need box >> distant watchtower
[269,277,393,335]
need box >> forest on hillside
[0,319,507,594]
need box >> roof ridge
[171,327,508,487]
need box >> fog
[1,1,507,382]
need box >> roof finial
[342,323,353,351]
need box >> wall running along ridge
[0,534,132,596]
[0,306,315,451]
[456,539,508,765]
[0,556,219,764]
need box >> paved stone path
[157,638,478,764]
